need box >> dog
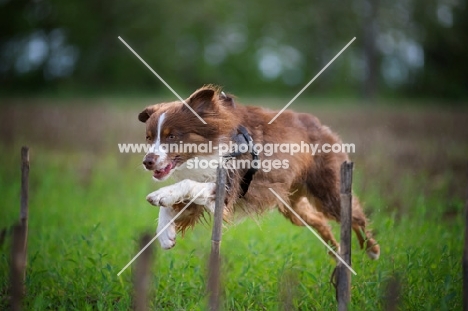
[138,85,380,260]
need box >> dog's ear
[186,87,219,115]
[138,106,157,123]
[219,91,236,108]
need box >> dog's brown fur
[139,85,380,259]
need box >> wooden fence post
[11,224,26,311]
[10,146,30,311]
[384,275,401,311]
[337,161,353,311]
[208,167,227,311]
[20,146,29,286]
[133,233,154,311]
[463,178,468,311]
[20,146,29,236]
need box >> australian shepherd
[138,85,380,260]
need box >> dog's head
[138,85,240,181]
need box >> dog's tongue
[153,163,173,179]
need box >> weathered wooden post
[463,179,468,311]
[11,224,26,311]
[208,166,227,311]
[278,269,299,311]
[11,146,30,311]
[384,275,401,311]
[337,161,353,311]
[133,233,154,311]
[20,146,29,237]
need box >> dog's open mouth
[153,161,176,180]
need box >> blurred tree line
[0,0,466,98]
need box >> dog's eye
[146,135,151,142]
[167,134,176,140]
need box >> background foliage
[1,0,467,98]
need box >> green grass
[0,103,465,310]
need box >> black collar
[224,125,258,197]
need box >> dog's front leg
[147,179,216,209]
[156,206,177,249]
[148,179,216,249]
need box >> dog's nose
[143,153,158,170]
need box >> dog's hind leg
[305,164,380,260]
[314,192,380,260]
[350,196,380,260]
[280,192,340,258]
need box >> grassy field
[0,99,466,310]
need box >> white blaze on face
[149,112,167,165]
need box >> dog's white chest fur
[172,154,220,183]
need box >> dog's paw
[366,244,380,260]
[157,222,176,250]
[147,188,178,207]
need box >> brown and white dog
[138,85,380,260]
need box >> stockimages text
[186,157,290,173]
